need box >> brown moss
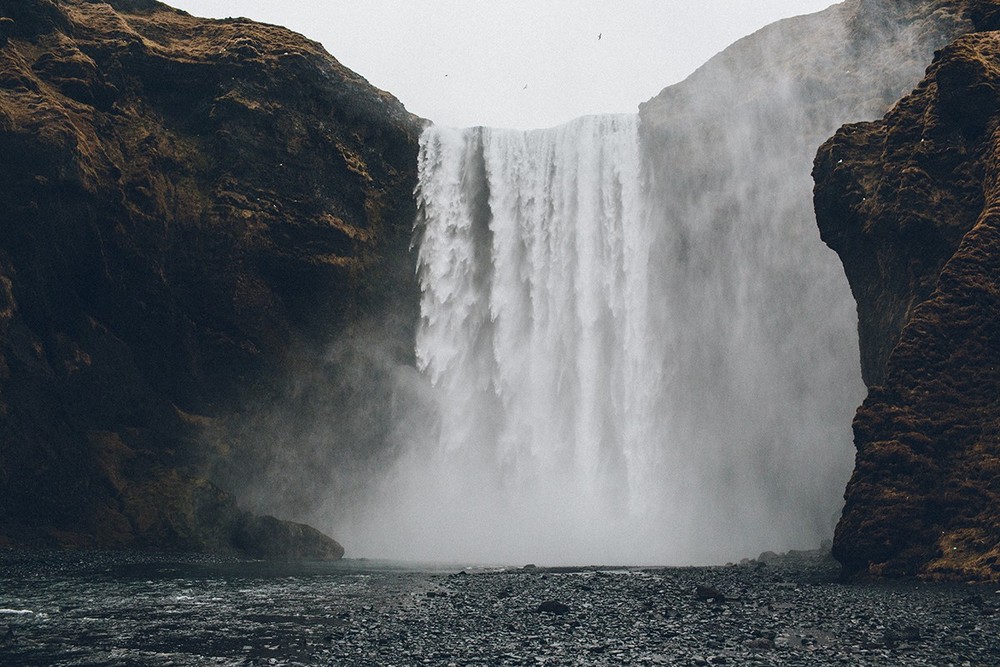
[816,13,1000,580]
[0,0,422,556]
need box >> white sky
[165,1,836,129]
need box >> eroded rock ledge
[815,4,1000,580]
[0,0,422,557]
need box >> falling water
[221,1,970,568]
[330,110,859,566]
[412,116,663,562]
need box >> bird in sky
[598,32,602,40]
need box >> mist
[215,0,971,566]
[340,108,850,566]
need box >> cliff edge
[815,3,1000,580]
[0,0,422,557]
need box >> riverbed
[0,550,997,665]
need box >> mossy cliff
[815,1,1000,581]
[0,0,422,556]
[5,0,1000,576]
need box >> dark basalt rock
[234,514,345,561]
[535,600,571,615]
[0,0,422,556]
[694,584,727,602]
[814,5,1000,581]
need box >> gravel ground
[0,550,997,665]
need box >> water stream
[339,111,861,565]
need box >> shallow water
[0,551,452,666]
[1,550,998,666]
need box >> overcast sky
[166,1,836,129]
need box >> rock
[814,17,1000,582]
[0,17,14,46]
[883,625,922,646]
[535,600,571,615]
[963,594,985,608]
[695,584,726,602]
[0,0,421,553]
[233,514,344,561]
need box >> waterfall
[343,112,862,565]
[413,116,662,560]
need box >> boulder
[234,514,345,561]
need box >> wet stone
[535,600,571,615]
[0,551,998,666]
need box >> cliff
[6,0,996,573]
[635,0,974,549]
[815,4,1000,581]
[0,0,422,556]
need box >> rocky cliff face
[815,3,1000,580]
[0,0,421,556]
